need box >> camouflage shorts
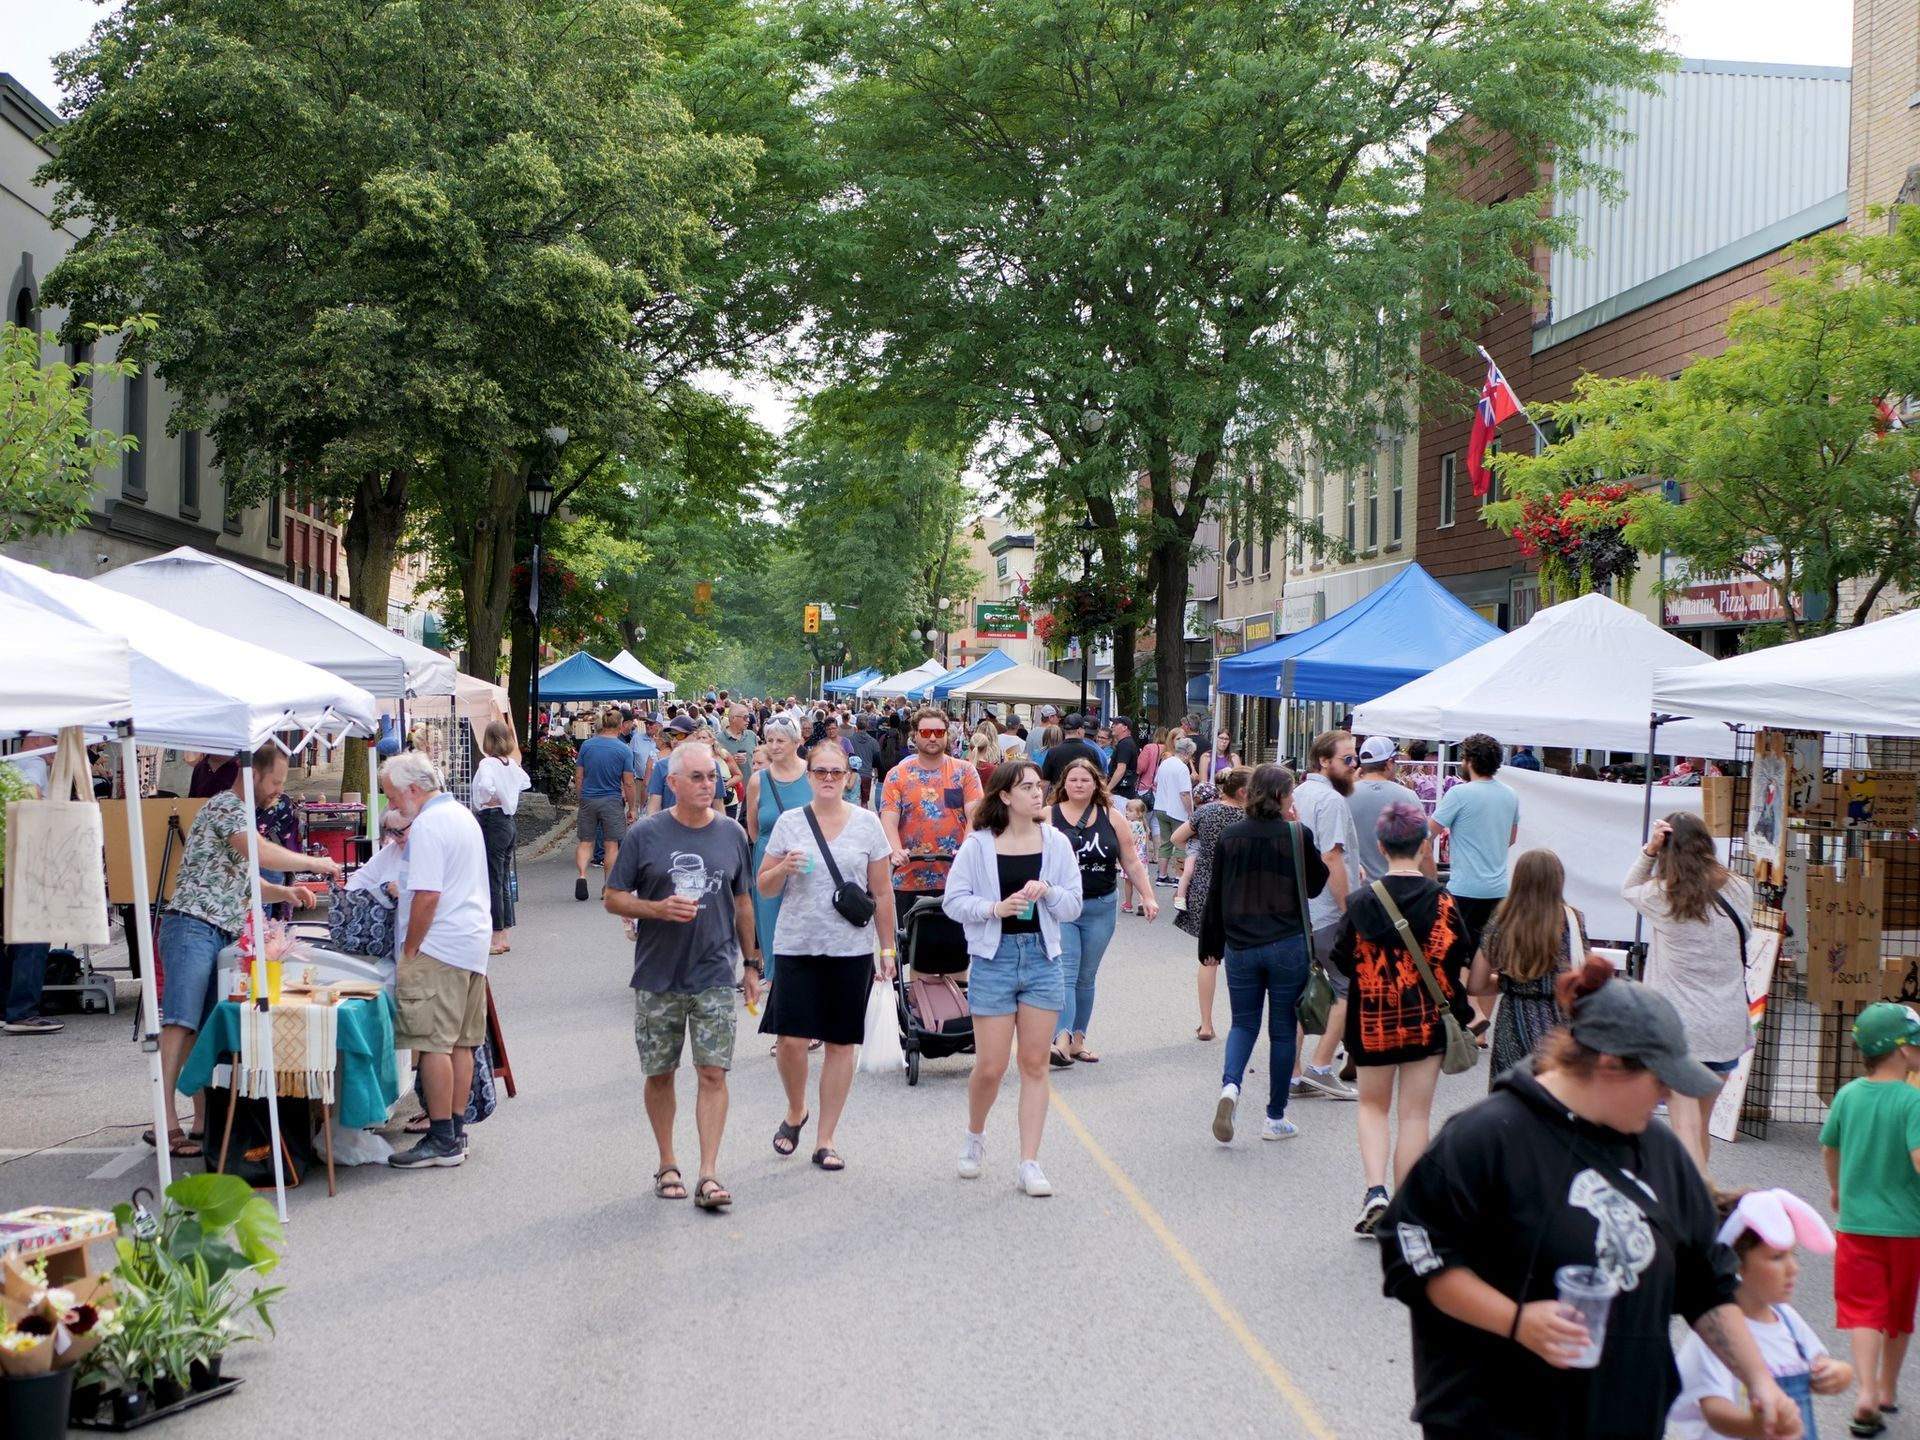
[633,984,736,1076]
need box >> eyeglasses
[917,728,947,739]
[679,771,718,783]
[1339,756,1360,768]
[811,768,848,780]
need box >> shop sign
[1661,579,1800,627]
[975,602,1027,639]
[1214,618,1245,657]
[1243,613,1275,646]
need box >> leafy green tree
[0,318,148,543]
[39,0,762,682]
[1488,211,1920,640]
[789,0,1669,719]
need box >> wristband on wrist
[1508,1302,1524,1342]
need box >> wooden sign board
[1870,839,1920,928]
[98,797,207,905]
[1701,775,1735,838]
[1839,770,1919,831]
[1710,927,1781,1144]
[1787,733,1826,816]
[1884,956,1920,1004]
[1746,730,1791,884]
[1807,861,1887,1007]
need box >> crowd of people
[11,679,1916,1440]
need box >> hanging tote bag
[1291,821,1335,1036]
[4,728,110,945]
[1372,881,1478,1076]
[858,960,906,1074]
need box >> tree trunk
[1110,620,1142,721]
[340,468,409,798]
[1149,540,1191,728]
[458,462,526,682]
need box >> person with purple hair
[1330,800,1475,1237]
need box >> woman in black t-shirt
[1378,961,1798,1440]
[1047,758,1158,1067]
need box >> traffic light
[803,604,821,634]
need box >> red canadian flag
[1467,354,1522,497]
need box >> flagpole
[1476,344,1551,451]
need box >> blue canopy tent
[823,667,880,695]
[540,651,658,701]
[1217,564,1502,703]
[926,648,1015,700]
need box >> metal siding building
[1543,59,1851,351]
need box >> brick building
[1418,60,1851,650]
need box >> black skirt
[759,953,874,1045]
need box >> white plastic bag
[857,972,904,1074]
[318,1122,393,1167]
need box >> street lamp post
[525,425,567,747]
[1076,516,1098,719]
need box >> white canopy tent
[0,592,134,734]
[860,658,948,698]
[947,661,1082,706]
[1354,593,1736,759]
[609,650,676,695]
[0,555,377,1217]
[98,547,457,699]
[1651,608,1920,738]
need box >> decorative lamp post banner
[975,602,1028,639]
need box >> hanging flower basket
[1510,482,1639,601]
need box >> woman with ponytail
[1378,960,1800,1440]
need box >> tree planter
[69,1375,243,1431]
[1,1366,75,1440]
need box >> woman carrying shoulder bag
[1623,812,1753,1176]
[942,760,1084,1197]
[756,743,897,1172]
[1469,849,1585,1087]
[1198,764,1328,1145]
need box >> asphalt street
[0,850,1863,1439]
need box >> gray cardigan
[941,826,1085,959]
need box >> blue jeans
[1,942,51,1023]
[158,914,234,1032]
[1222,935,1312,1121]
[1057,890,1118,1035]
[967,932,1064,1017]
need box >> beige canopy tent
[946,661,1081,705]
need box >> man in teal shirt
[1427,731,1519,950]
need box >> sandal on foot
[811,1147,844,1171]
[1049,1046,1074,1068]
[1852,1414,1887,1438]
[652,1166,687,1200]
[773,1113,808,1157]
[693,1176,732,1210]
[404,1112,433,1134]
[166,1128,203,1159]
[1074,1048,1101,1063]
[1195,1026,1215,1042]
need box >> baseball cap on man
[1039,705,1060,720]
[1854,1002,1920,1057]
[1358,735,1402,766]
[1568,977,1721,1097]
[665,715,699,736]
[1109,716,1131,730]
[1063,712,1086,731]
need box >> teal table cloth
[178,994,401,1130]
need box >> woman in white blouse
[471,721,532,954]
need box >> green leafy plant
[82,1174,285,1395]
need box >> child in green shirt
[1820,1001,1920,1438]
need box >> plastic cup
[1554,1264,1618,1369]
[798,854,814,874]
[1016,900,1035,920]
[672,873,704,904]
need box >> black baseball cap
[1063,712,1087,731]
[665,716,699,736]
[1569,977,1721,1098]
[1109,715,1131,729]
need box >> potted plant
[72,1175,283,1425]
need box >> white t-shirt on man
[397,794,492,975]
[1153,758,1193,822]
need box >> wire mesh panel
[409,715,477,804]
[1719,728,1920,1139]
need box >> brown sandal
[652,1166,687,1200]
[166,1128,203,1159]
[693,1176,732,1210]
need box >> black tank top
[1052,802,1119,898]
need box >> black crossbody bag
[805,805,877,928]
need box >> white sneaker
[957,1132,985,1180]
[1212,1083,1239,1144]
[1300,1064,1357,1101]
[1017,1160,1053,1197]
[1262,1117,1300,1140]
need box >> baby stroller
[895,891,974,1086]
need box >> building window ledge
[1384,542,1404,554]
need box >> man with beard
[1290,729,1361,1101]
[880,706,982,896]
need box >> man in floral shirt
[880,707,982,896]
[156,744,337,1158]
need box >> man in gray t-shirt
[1290,730,1364,1099]
[603,742,757,1209]
[1346,736,1427,885]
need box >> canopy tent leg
[119,733,171,1195]
[1630,714,1667,977]
[241,761,290,1223]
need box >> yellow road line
[1049,1090,1340,1440]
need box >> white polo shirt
[398,794,492,974]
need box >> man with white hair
[380,752,493,1170]
[604,741,759,1210]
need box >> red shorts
[1836,1232,1920,1335]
